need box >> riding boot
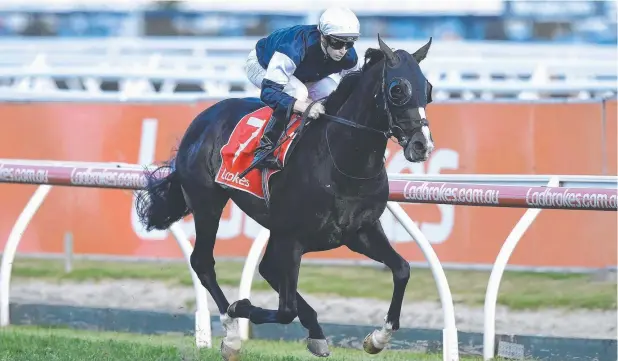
[254,105,289,171]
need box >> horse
[135,34,435,360]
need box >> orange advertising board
[0,100,615,270]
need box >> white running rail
[482,176,560,360]
[0,159,616,361]
[0,184,212,347]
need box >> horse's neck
[325,72,388,181]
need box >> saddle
[214,105,310,203]
[215,72,362,204]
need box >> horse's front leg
[346,221,411,354]
[219,312,241,361]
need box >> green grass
[0,325,517,361]
[11,258,617,310]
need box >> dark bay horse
[135,35,435,360]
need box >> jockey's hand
[307,102,325,119]
[294,100,325,119]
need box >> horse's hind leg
[345,221,411,355]
[182,183,241,359]
[258,240,329,357]
[187,187,231,314]
[227,234,303,326]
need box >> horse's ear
[377,33,399,67]
[412,37,432,63]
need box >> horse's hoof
[307,338,330,357]
[220,339,241,361]
[363,331,384,355]
[227,299,252,319]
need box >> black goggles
[325,35,356,50]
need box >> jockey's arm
[260,52,298,114]
[260,44,312,115]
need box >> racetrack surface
[0,326,525,361]
[9,258,617,340]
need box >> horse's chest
[325,194,383,233]
[333,202,371,228]
[303,200,377,251]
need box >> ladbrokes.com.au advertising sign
[0,100,615,269]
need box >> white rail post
[168,222,212,348]
[482,176,560,360]
[386,201,459,361]
[237,227,270,340]
[0,184,53,327]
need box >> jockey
[244,7,361,171]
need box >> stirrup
[238,142,280,178]
[256,154,283,171]
[255,141,283,170]
[238,104,291,179]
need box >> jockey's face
[326,45,347,61]
[322,35,354,61]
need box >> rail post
[482,176,560,360]
[387,201,459,361]
[0,184,52,327]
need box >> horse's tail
[134,159,191,231]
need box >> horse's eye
[387,78,412,106]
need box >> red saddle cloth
[215,106,301,199]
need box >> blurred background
[0,0,615,100]
[0,0,615,43]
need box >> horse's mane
[323,48,384,114]
[361,48,385,73]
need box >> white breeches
[244,49,340,102]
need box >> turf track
[0,325,519,361]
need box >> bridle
[319,60,427,146]
[312,59,426,179]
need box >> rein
[296,58,420,180]
[317,60,410,147]
[316,61,396,180]
[321,113,387,137]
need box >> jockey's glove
[293,100,326,119]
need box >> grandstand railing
[1,37,615,59]
[0,158,615,361]
[0,67,615,100]
[1,38,615,100]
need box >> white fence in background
[0,38,615,100]
[1,38,615,59]
[0,158,615,361]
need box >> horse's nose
[412,140,425,152]
[404,138,428,162]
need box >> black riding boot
[254,106,289,171]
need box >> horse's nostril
[413,141,424,151]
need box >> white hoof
[220,313,242,361]
[307,338,330,357]
[363,320,393,355]
[363,330,385,354]
[220,339,241,361]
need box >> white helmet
[318,7,360,42]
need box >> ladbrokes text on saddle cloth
[215,106,301,199]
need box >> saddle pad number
[215,106,300,199]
